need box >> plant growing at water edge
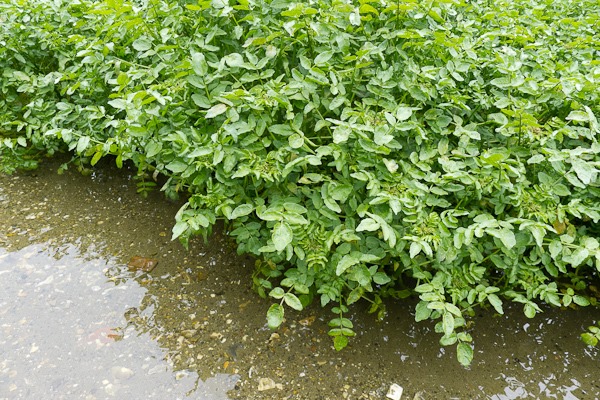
[581,321,600,347]
[1,0,600,365]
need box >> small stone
[258,377,277,391]
[127,256,158,272]
[268,333,280,342]
[111,366,134,380]
[104,383,118,396]
[181,329,197,338]
[386,383,403,400]
[298,316,316,326]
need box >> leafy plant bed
[1,0,599,365]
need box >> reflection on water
[0,243,238,399]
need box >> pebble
[110,366,134,380]
[104,383,118,396]
[257,377,277,391]
[127,256,158,272]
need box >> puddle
[0,159,599,399]
[0,243,237,399]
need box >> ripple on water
[0,243,238,400]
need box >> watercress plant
[1,0,599,365]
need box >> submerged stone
[127,256,158,272]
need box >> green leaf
[166,161,188,173]
[349,9,361,26]
[272,222,293,252]
[269,124,294,136]
[457,343,473,366]
[573,295,590,306]
[524,303,537,318]
[568,248,589,267]
[581,332,599,347]
[231,204,254,219]
[192,94,211,108]
[571,159,596,185]
[488,228,516,249]
[336,254,360,275]
[206,104,228,119]
[356,218,380,232]
[283,292,303,311]
[333,335,349,351]
[445,303,462,317]
[409,242,422,258]
[224,53,245,68]
[373,272,391,285]
[566,110,589,122]
[288,133,304,148]
[171,220,188,240]
[269,287,285,299]
[76,136,90,154]
[443,312,455,337]
[314,51,333,65]
[132,37,152,51]
[414,283,434,293]
[90,151,102,166]
[191,52,208,75]
[487,293,504,314]
[332,126,350,143]
[330,184,353,202]
[415,301,432,322]
[329,95,346,111]
[396,107,413,121]
[267,303,284,329]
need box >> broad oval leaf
[231,204,254,219]
[336,254,360,276]
[283,292,303,311]
[356,218,380,232]
[272,222,293,252]
[206,103,228,119]
[267,303,284,330]
[457,343,473,367]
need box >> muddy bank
[0,159,598,399]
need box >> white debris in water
[387,383,403,400]
[29,343,39,353]
[36,275,54,286]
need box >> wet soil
[0,158,598,399]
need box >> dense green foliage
[2,0,600,364]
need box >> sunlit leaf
[267,304,284,329]
[272,222,293,252]
[457,343,473,366]
[205,103,228,119]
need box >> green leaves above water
[2,0,600,365]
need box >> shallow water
[0,160,598,399]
